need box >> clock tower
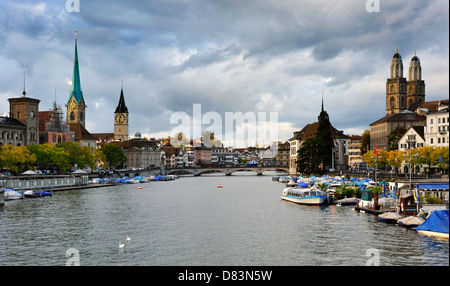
[114,82,129,142]
[66,31,87,127]
[8,83,40,146]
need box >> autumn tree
[0,145,36,175]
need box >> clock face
[115,113,126,124]
[29,111,35,119]
[68,100,76,111]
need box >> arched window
[390,85,395,93]
[70,112,75,121]
[400,96,406,108]
[390,97,395,109]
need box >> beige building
[347,135,363,167]
[275,141,290,167]
[0,117,27,147]
[370,111,426,150]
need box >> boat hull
[281,195,326,206]
[417,230,449,239]
[4,191,22,201]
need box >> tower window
[70,112,75,121]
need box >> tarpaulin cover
[417,184,449,190]
[416,210,449,234]
[297,181,309,188]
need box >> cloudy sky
[0,0,448,147]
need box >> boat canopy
[416,210,449,234]
[297,181,308,188]
[417,184,449,191]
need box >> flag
[440,155,444,162]
[374,145,379,157]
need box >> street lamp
[405,138,416,193]
[370,155,377,183]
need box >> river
[0,172,448,266]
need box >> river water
[0,172,448,266]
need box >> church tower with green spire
[66,31,86,128]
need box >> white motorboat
[281,186,327,206]
[286,180,297,187]
[3,189,22,200]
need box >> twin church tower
[66,31,129,142]
[385,49,425,115]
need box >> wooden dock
[51,183,116,192]
[354,206,384,215]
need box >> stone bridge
[93,166,290,178]
[165,166,290,176]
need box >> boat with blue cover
[416,210,449,239]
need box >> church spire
[318,91,329,122]
[115,81,128,113]
[68,30,83,104]
[321,91,324,112]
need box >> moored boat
[416,210,449,239]
[398,216,425,228]
[378,212,403,224]
[281,186,327,206]
[3,189,22,200]
[336,197,359,206]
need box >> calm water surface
[1,172,448,266]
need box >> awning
[417,184,449,191]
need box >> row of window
[285,191,321,198]
[1,131,24,140]
[429,117,449,124]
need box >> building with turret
[370,50,428,150]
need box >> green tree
[387,126,407,150]
[57,141,96,170]
[360,129,370,156]
[296,138,322,175]
[100,144,127,170]
[27,143,71,173]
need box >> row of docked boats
[89,174,178,185]
[378,210,449,239]
[276,175,373,206]
[2,188,52,201]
